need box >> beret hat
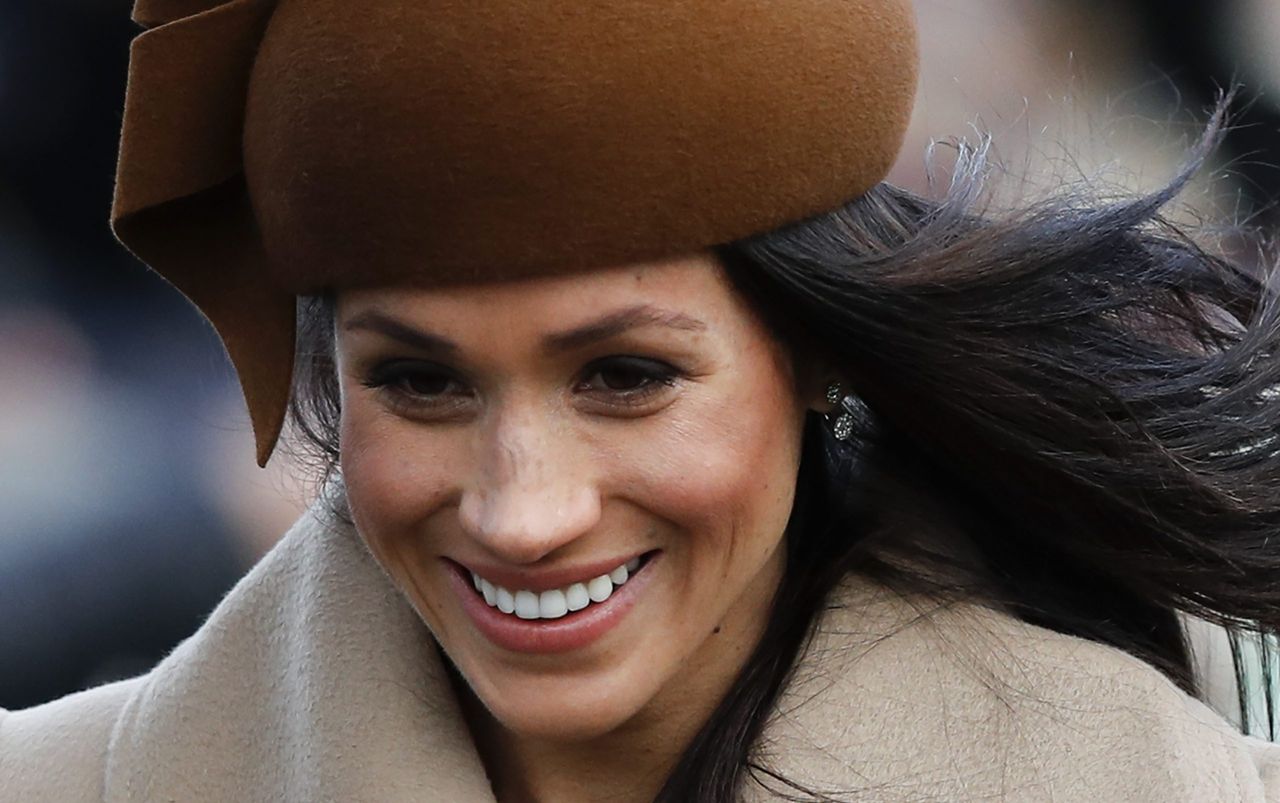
[112,0,919,465]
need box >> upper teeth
[471,557,642,620]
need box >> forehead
[335,251,747,332]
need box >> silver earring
[824,380,862,441]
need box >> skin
[334,251,829,802]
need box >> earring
[824,380,861,441]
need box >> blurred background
[1,0,1278,711]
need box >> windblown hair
[287,105,1280,802]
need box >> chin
[459,655,657,742]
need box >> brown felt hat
[112,0,919,466]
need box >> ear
[794,355,841,414]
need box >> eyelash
[360,356,682,416]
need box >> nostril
[457,484,603,562]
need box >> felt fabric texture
[110,0,919,466]
[4,504,1280,801]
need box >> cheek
[338,402,474,638]
[338,393,458,558]
[618,351,804,573]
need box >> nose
[458,409,602,564]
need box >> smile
[469,557,643,620]
[447,552,659,654]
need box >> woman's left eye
[578,356,680,402]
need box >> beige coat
[4,505,1280,802]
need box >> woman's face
[335,252,818,741]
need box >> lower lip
[446,554,659,655]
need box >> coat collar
[104,503,494,801]
[102,500,1264,801]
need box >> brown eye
[596,363,655,391]
[580,357,679,397]
[400,371,454,396]
[361,360,470,404]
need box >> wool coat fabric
[3,503,1280,801]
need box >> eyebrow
[342,303,706,356]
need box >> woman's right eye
[394,370,455,396]
[361,361,471,410]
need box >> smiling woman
[336,259,805,764]
[6,0,1280,801]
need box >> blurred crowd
[2,0,1278,709]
